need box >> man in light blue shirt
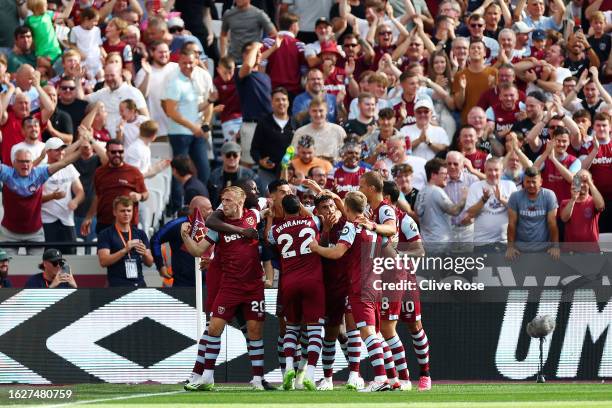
[163,47,212,212]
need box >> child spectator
[125,119,170,178]
[103,17,134,74]
[25,0,75,64]
[116,99,148,147]
[69,7,105,81]
[211,56,242,142]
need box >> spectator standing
[97,195,153,287]
[506,166,559,258]
[261,13,305,100]
[163,48,213,210]
[86,64,148,139]
[580,113,612,233]
[125,120,170,178]
[465,157,517,250]
[171,155,209,207]
[235,41,272,167]
[391,163,419,208]
[291,97,346,162]
[344,92,377,142]
[414,158,467,251]
[41,84,73,144]
[25,0,74,64]
[0,72,54,165]
[401,98,449,161]
[0,144,83,254]
[208,141,259,206]
[279,0,333,44]
[289,134,333,178]
[56,76,87,138]
[74,132,108,243]
[41,137,84,254]
[25,249,77,288]
[250,86,294,188]
[68,7,104,81]
[7,27,36,73]
[211,56,242,142]
[560,169,605,252]
[220,0,277,63]
[458,125,489,177]
[80,139,148,235]
[134,41,178,138]
[0,249,12,287]
[534,127,581,204]
[453,40,497,124]
[292,68,338,126]
[10,115,46,166]
[151,196,213,287]
[383,137,427,190]
[327,141,367,198]
[444,151,478,248]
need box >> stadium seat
[150,142,172,160]
[599,233,612,252]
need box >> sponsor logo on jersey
[223,234,242,243]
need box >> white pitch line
[42,390,185,407]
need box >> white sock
[285,356,294,372]
[374,375,387,382]
[203,369,214,382]
[348,371,359,381]
[306,364,315,381]
[298,357,307,370]
[252,375,262,383]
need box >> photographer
[24,249,77,288]
[97,196,153,287]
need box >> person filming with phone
[25,248,77,288]
[97,196,153,287]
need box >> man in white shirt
[86,64,149,138]
[10,115,46,165]
[41,137,84,254]
[465,157,517,250]
[383,137,427,190]
[401,98,449,161]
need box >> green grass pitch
[1,383,612,407]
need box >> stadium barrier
[0,287,607,384]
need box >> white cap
[414,98,434,111]
[512,21,534,34]
[45,137,67,150]
[167,16,185,29]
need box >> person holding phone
[97,195,153,287]
[24,248,77,288]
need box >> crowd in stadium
[0,0,610,392]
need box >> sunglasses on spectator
[51,260,62,267]
[109,150,124,155]
[60,86,76,91]
[379,31,392,36]
[225,152,239,158]
[470,23,484,28]
[169,26,183,34]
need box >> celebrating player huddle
[180,171,432,393]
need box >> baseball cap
[315,17,332,27]
[221,141,241,155]
[0,249,12,262]
[512,21,534,34]
[45,137,67,150]
[167,16,185,29]
[42,248,64,262]
[318,41,341,56]
[532,29,546,41]
[414,98,434,111]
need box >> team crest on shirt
[384,208,393,217]
[584,207,593,218]
[28,184,37,193]
[341,226,350,235]
[218,306,225,315]
[246,216,255,226]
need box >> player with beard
[309,188,364,390]
[383,181,431,391]
[185,179,274,391]
[358,171,411,391]
[269,194,325,391]
[310,191,391,392]
[181,187,266,391]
